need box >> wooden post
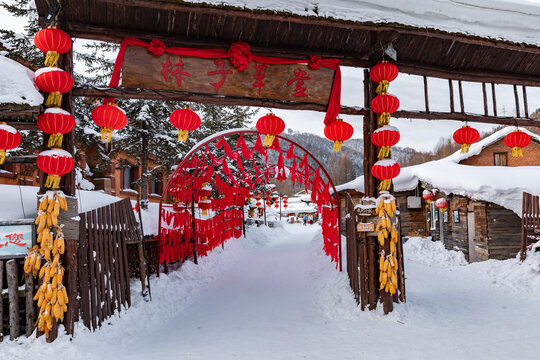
[458,80,465,113]
[423,76,429,112]
[482,82,488,116]
[242,205,246,238]
[25,272,35,337]
[448,80,455,113]
[6,259,19,340]
[367,237,378,310]
[513,84,521,118]
[522,86,529,118]
[491,83,497,116]
[0,260,3,341]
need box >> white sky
[1,2,539,152]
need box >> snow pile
[404,236,468,267]
[336,127,540,216]
[0,55,43,106]
[185,0,540,46]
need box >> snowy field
[1,223,539,360]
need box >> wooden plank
[491,83,498,116]
[78,212,91,330]
[93,208,104,327]
[423,76,429,112]
[513,84,521,118]
[449,80,455,113]
[114,202,127,307]
[25,272,34,337]
[458,80,464,113]
[111,202,122,312]
[87,210,98,330]
[100,206,112,319]
[63,239,78,335]
[104,204,115,315]
[6,259,19,340]
[117,199,132,307]
[0,261,3,341]
[122,45,335,106]
[482,82,488,115]
[522,86,529,118]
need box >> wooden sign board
[357,223,375,232]
[122,46,335,105]
[0,220,35,259]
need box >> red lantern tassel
[45,50,60,67]
[378,113,391,126]
[47,133,64,148]
[378,179,392,191]
[45,174,61,189]
[0,150,5,165]
[45,92,63,107]
[264,134,275,147]
[512,147,523,157]
[376,80,390,95]
[332,140,343,152]
[460,143,471,154]
[377,146,390,158]
[100,127,113,142]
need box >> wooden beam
[72,86,540,127]
[482,82,488,116]
[513,84,521,118]
[90,0,540,55]
[64,23,540,86]
[523,86,529,118]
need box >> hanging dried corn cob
[375,191,399,296]
[24,190,69,339]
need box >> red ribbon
[108,37,341,126]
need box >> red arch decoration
[158,129,342,272]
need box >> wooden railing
[521,192,540,261]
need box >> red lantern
[170,107,201,143]
[36,149,75,188]
[256,113,285,146]
[34,67,74,107]
[199,183,212,198]
[504,129,531,158]
[422,190,434,204]
[173,201,186,212]
[453,126,480,154]
[370,61,399,94]
[435,198,448,212]
[324,118,354,152]
[0,123,22,164]
[91,103,128,142]
[371,94,400,126]
[283,204,288,208]
[199,199,212,216]
[34,27,72,67]
[37,108,75,148]
[371,159,400,191]
[371,125,400,158]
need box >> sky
[1,1,539,152]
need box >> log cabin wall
[396,191,427,237]
[446,196,470,260]
[468,201,489,261]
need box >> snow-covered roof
[336,127,540,216]
[0,55,43,107]
[186,0,540,46]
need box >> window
[122,166,135,190]
[494,152,508,166]
[150,177,162,195]
[429,202,437,230]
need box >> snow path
[1,225,539,359]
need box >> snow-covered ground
[1,224,539,359]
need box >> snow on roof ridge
[0,55,43,107]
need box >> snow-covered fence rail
[521,192,539,261]
[78,198,136,331]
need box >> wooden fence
[344,193,406,312]
[78,198,138,330]
[521,192,540,261]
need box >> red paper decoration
[91,103,128,142]
[371,94,399,126]
[504,129,531,158]
[37,108,75,148]
[371,125,400,158]
[371,159,400,191]
[422,190,434,204]
[35,67,74,107]
[370,61,398,94]
[170,107,201,143]
[34,27,72,67]
[37,149,75,188]
[0,123,22,165]
[435,197,448,212]
[323,118,354,152]
[256,113,285,146]
[453,125,480,154]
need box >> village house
[337,127,540,262]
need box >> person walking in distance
[303,214,307,226]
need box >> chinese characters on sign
[0,223,33,258]
[122,45,334,106]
